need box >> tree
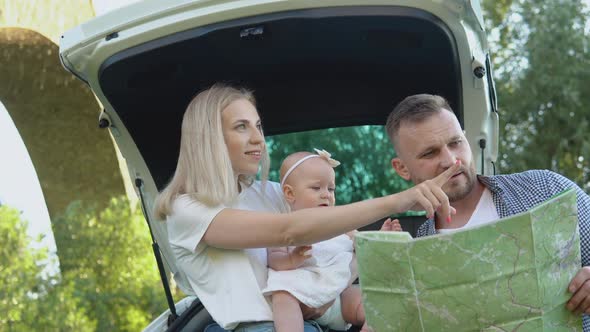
[483,0,590,191]
[0,205,47,330]
[22,280,96,331]
[51,197,170,331]
[267,125,419,215]
[0,205,94,331]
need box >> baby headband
[280,148,340,187]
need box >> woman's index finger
[433,160,462,186]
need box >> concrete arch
[0,16,128,221]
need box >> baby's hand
[289,245,312,268]
[380,218,402,232]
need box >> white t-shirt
[437,188,499,234]
[167,181,289,329]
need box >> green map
[356,189,582,331]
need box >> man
[385,93,590,329]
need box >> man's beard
[411,164,477,203]
[445,164,477,202]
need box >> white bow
[313,148,341,168]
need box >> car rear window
[267,125,422,217]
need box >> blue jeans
[204,320,323,332]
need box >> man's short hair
[385,94,453,148]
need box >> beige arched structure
[0,1,130,221]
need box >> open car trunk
[60,1,497,330]
[98,6,465,189]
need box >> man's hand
[300,300,334,320]
[289,245,312,269]
[567,267,590,314]
[380,218,402,231]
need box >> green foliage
[0,205,95,331]
[22,280,96,331]
[0,205,46,328]
[482,0,515,55]
[267,126,421,216]
[483,0,590,191]
[2,198,177,331]
[51,197,169,331]
[482,0,513,28]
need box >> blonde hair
[154,83,270,219]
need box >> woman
[154,84,459,331]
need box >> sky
[92,0,139,16]
[0,101,54,252]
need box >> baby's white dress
[262,234,354,329]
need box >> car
[59,0,498,330]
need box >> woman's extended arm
[202,161,460,249]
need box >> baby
[263,149,401,332]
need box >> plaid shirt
[416,169,590,330]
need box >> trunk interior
[98,6,462,189]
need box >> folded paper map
[356,189,582,331]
